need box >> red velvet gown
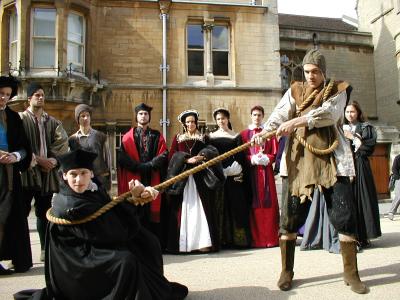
[241,127,279,247]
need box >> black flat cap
[134,103,153,113]
[0,76,19,99]
[58,149,97,172]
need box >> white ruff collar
[177,132,205,143]
[209,129,238,139]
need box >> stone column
[158,0,171,15]
[17,0,27,76]
[105,121,117,183]
[55,0,67,71]
[395,32,400,108]
[203,18,214,86]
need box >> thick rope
[47,81,340,226]
[47,131,274,225]
[293,79,338,155]
[295,133,339,155]
[296,89,318,114]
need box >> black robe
[165,134,225,253]
[351,122,382,241]
[0,106,32,272]
[117,127,168,246]
[15,180,186,300]
[209,133,251,248]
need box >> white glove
[353,137,362,152]
[258,154,270,166]
[223,161,242,177]
[251,155,260,165]
[251,154,269,166]
[229,161,242,176]
[223,165,233,177]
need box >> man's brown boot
[340,241,368,294]
[277,239,296,291]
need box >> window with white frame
[67,12,85,73]
[31,8,56,69]
[187,21,230,78]
[9,10,18,70]
[212,25,229,76]
[187,24,204,76]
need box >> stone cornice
[279,25,372,37]
[108,83,281,93]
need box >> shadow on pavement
[361,263,400,287]
[370,232,400,249]
[187,286,294,300]
[294,262,400,290]
[7,266,44,278]
[163,249,255,265]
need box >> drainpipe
[159,1,171,139]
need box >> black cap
[0,76,18,99]
[134,103,153,113]
[58,149,97,172]
[27,82,44,97]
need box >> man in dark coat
[69,104,112,192]
[117,103,168,243]
[0,76,32,275]
[19,82,69,261]
[14,149,188,300]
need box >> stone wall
[89,0,281,145]
[357,0,400,128]
[98,87,280,145]
[279,27,377,118]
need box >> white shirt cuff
[12,151,21,162]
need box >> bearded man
[117,103,168,244]
[19,82,69,261]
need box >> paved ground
[1,201,399,300]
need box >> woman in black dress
[209,108,251,248]
[344,101,381,248]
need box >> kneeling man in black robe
[15,149,188,300]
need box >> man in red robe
[241,105,279,248]
[117,103,168,244]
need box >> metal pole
[162,12,168,139]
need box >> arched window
[280,51,305,94]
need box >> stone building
[0,0,281,179]
[0,0,398,197]
[356,0,400,169]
